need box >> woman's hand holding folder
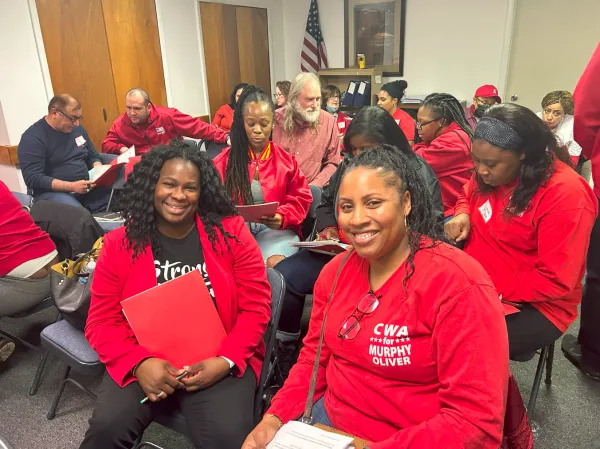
[135,357,185,402]
[181,357,231,392]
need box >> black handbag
[50,238,103,330]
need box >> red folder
[90,163,125,188]
[121,270,226,368]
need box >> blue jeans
[301,396,332,427]
[34,187,111,214]
[248,223,300,260]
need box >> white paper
[117,145,135,164]
[357,82,366,95]
[267,422,354,449]
[90,165,111,183]
[375,75,382,84]
[347,82,357,95]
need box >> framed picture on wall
[344,0,407,76]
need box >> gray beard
[294,105,320,124]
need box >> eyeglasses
[338,291,381,340]
[57,109,84,123]
[274,93,284,99]
[415,118,441,130]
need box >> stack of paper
[117,145,135,164]
[267,422,354,449]
[402,95,428,104]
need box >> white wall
[0,0,49,145]
[156,0,286,117]
[283,0,513,103]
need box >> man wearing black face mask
[464,84,502,129]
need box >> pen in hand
[140,371,188,404]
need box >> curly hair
[421,93,474,140]
[343,145,445,290]
[225,85,274,204]
[117,139,239,260]
[541,90,574,115]
[229,83,249,108]
[475,103,572,215]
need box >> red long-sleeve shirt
[455,161,597,332]
[414,122,473,217]
[392,108,415,142]
[212,104,234,132]
[212,143,312,237]
[268,242,509,448]
[101,105,228,155]
[0,181,56,277]
[573,43,600,199]
[85,215,271,386]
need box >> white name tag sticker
[338,121,345,129]
[156,126,165,134]
[479,199,493,223]
[75,135,86,147]
[395,119,400,125]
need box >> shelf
[318,68,384,106]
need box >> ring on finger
[157,391,165,398]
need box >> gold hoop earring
[404,216,408,229]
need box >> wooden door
[200,2,271,120]
[36,0,119,150]
[505,0,600,110]
[101,0,167,113]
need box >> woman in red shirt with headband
[446,103,597,359]
[243,146,509,449]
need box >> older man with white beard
[273,73,341,187]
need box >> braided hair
[118,139,239,260]
[476,104,572,215]
[541,90,574,115]
[421,93,474,139]
[224,85,274,205]
[343,145,445,289]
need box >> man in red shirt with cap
[464,84,502,130]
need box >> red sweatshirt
[393,108,415,142]
[213,143,312,237]
[101,105,229,155]
[85,214,271,386]
[268,242,509,448]
[414,122,473,217]
[455,161,597,332]
[0,181,56,277]
[212,104,234,132]
[573,42,600,199]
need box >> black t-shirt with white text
[153,225,215,304]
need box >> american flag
[301,0,328,73]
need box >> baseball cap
[474,85,502,103]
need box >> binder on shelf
[342,81,358,107]
[352,81,371,107]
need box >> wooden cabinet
[317,68,384,109]
[35,0,166,149]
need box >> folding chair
[31,319,104,419]
[134,268,285,449]
[525,342,555,418]
[301,185,323,241]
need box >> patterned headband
[474,117,524,149]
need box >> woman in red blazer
[81,140,271,449]
[445,104,597,360]
[212,83,248,132]
[213,85,312,260]
[414,93,474,220]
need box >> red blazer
[101,105,229,155]
[574,42,600,199]
[456,161,597,332]
[212,104,234,132]
[213,143,312,237]
[85,214,271,387]
[392,108,415,142]
[414,122,473,217]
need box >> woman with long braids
[213,85,312,259]
[81,140,271,449]
[243,145,510,449]
[414,93,474,221]
[446,103,597,360]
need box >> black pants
[505,304,563,359]
[276,249,332,334]
[579,198,600,371]
[79,369,256,449]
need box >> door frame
[497,0,517,102]
[195,0,278,116]
[27,0,54,103]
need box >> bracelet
[264,413,284,429]
[131,359,146,377]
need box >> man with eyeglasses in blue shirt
[18,94,113,213]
